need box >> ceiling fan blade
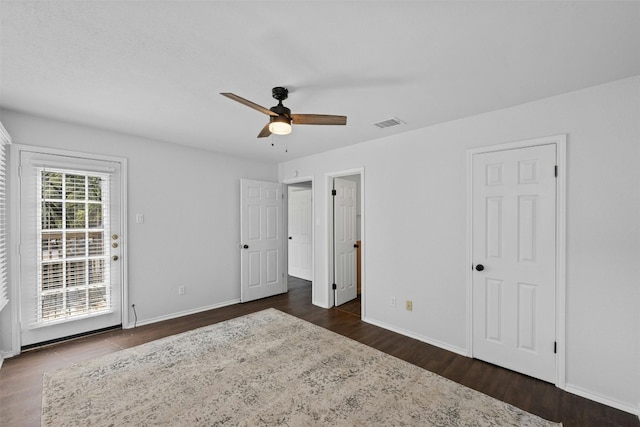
[220,93,278,117]
[291,114,347,126]
[257,123,272,138]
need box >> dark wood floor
[1,277,638,426]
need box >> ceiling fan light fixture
[269,116,292,135]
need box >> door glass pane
[88,176,102,201]
[66,261,86,287]
[42,293,64,321]
[88,232,104,255]
[42,171,62,199]
[65,202,85,229]
[42,263,63,290]
[88,204,103,228]
[36,169,111,323]
[89,287,107,311]
[41,232,62,260]
[42,202,62,229]
[66,232,86,257]
[65,174,86,200]
[66,289,87,314]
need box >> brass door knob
[112,255,119,261]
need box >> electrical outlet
[406,300,413,311]
[390,297,396,307]
[178,286,185,295]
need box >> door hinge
[554,165,558,177]
[332,283,337,290]
[18,165,22,178]
[331,189,337,196]
[554,341,557,354]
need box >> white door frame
[325,168,365,314]
[466,134,566,388]
[9,144,129,356]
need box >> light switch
[136,214,144,224]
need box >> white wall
[0,109,278,353]
[279,76,640,413]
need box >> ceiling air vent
[373,117,405,129]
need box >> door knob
[288,236,292,240]
[112,255,119,261]
[243,244,249,249]
[354,244,359,248]
[475,264,484,271]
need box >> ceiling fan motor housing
[272,86,289,101]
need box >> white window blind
[31,167,112,325]
[0,124,11,313]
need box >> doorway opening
[284,179,314,304]
[287,182,312,281]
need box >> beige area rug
[42,309,561,426]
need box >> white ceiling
[1,1,639,163]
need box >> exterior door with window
[19,151,122,346]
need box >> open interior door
[333,177,357,306]
[240,179,285,302]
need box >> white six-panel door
[333,177,357,306]
[240,179,285,302]
[288,187,312,281]
[472,144,557,383]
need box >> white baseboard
[124,299,241,329]
[312,299,331,309]
[362,316,467,357]
[0,350,17,368]
[564,383,640,417]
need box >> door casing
[9,144,129,356]
[466,134,566,388]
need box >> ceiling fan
[220,87,347,138]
